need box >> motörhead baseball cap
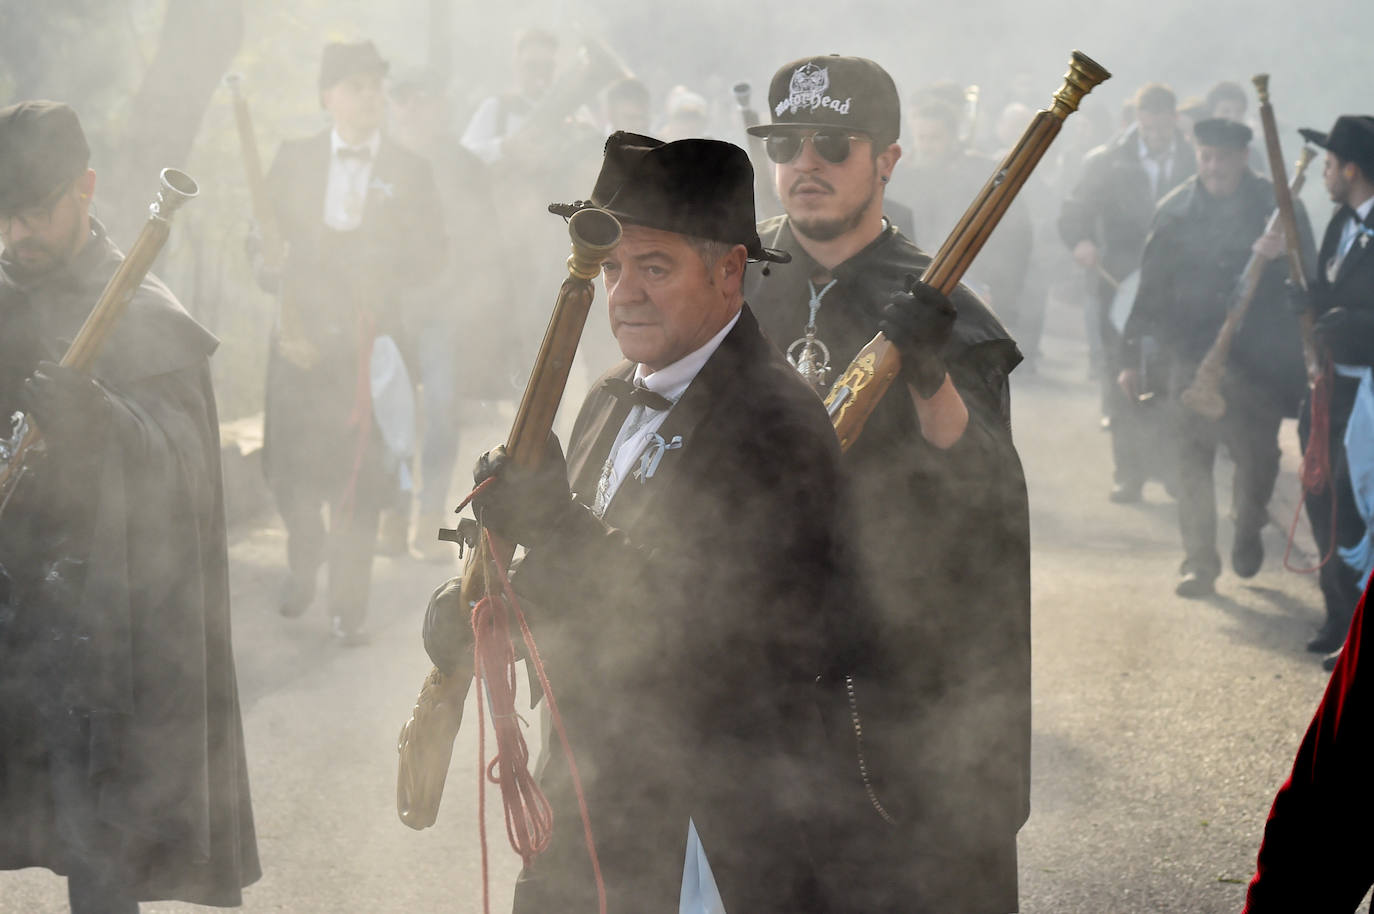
[748,54,900,146]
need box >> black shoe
[331,615,372,647]
[1322,647,1343,672]
[280,572,315,619]
[1231,529,1264,579]
[1307,621,1349,654]
[1175,570,1216,598]
[1109,482,1142,504]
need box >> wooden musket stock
[1253,74,1320,382]
[823,51,1110,451]
[396,207,622,830]
[0,169,198,518]
[1180,147,1316,419]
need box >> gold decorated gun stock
[824,51,1110,451]
[0,169,198,518]
[1180,146,1316,420]
[396,206,622,830]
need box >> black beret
[1193,117,1253,149]
[0,100,90,214]
[1300,115,1374,176]
[319,40,388,93]
[550,132,788,264]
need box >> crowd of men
[0,20,1372,914]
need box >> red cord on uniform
[461,477,607,914]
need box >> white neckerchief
[591,310,741,516]
[324,129,381,231]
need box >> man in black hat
[255,39,443,642]
[1060,82,1196,503]
[1291,114,1374,655]
[423,132,855,912]
[0,101,258,911]
[1121,117,1314,597]
[744,53,1030,914]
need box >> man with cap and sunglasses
[255,39,443,644]
[1289,115,1374,659]
[422,132,858,912]
[744,53,1030,914]
[1121,117,1314,599]
[0,101,258,911]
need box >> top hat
[550,132,789,264]
[1300,115,1374,176]
[319,40,389,93]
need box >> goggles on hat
[764,128,870,165]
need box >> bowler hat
[1193,117,1253,149]
[319,40,388,93]
[1300,115,1374,176]
[550,132,789,264]
[748,54,901,146]
[0,100,90,214]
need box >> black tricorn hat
[1193,117,1253,149]
[319,40,389,93]
[550,132,789,264]
[1300,115,1374,176]
[0,100,90,214]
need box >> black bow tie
[602,377,673,411]
[337,145,372,162]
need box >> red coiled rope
[454,479,607,914]
[1285,360,1339,573]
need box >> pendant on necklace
[787,332,832,393]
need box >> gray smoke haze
[0,0,1369,912]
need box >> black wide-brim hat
[319,40,389,93]
[1300,115,1374,175]
[0,100,90,214]
[550,132,789,264]
[746,54,901,147]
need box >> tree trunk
[102,0,244,246]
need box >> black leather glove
[1314,307,1374,365]
[471,433,572,547]
[20,362,113,457]
[1285,279,1312,316]
[878,275,957,399]
[422,575,469,675]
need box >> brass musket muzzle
[567,207,622,280]
[152,168,199,220]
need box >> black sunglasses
[765,129,869,165]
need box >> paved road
[0,302,1355,912]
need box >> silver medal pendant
[787,333,832,392]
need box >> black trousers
[1299,394,1367,630]
[1173,370,1282,577]
[274,483,382,631]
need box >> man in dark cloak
[1121,118,1313,598]
[0,101,259,911]
[745,55,1031,914]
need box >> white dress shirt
[1330,194,1374,278]
[1138,133,1176,200]
[323,129,381,231]
[592,311,741,515]
[460,96,529,165]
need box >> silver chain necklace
[786,278,837,393]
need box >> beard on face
[790,184,876,242]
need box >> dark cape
[0,222,259,904]
[748,216,1032,914]
[500,307,855,913]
